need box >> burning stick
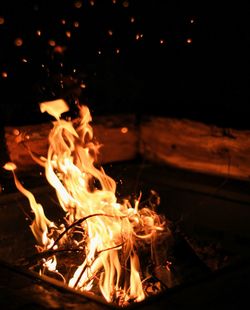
[51,213,128,249]
[4,100,169,305]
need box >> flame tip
[3,162,17,171]
[39,99,69,119]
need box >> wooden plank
[4,115,138,171]
[140,117,250,181]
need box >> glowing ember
[4,100,169,306]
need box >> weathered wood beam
[4,115,250,181]
[140,117,250,181]
[4,115,138,171]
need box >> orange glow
[65,31,71,38]
[160,39,164,44]
[2,71,8,78]
[61,19,66,25]
[74,1,82,9]
[187,38,192,44]
[122,0,129,8]
[0,16,5,25]
[14,38,23,47]
[13,129,20,136]
[80,83,86,88]
[130,17,135,23]
[36,30,42,36]
[48,40,56,47]
[115,48,120,54]
[5,101,168,305]
[53,45,66,54]
[74,21,80,28]
[108,30,113,36]
[121,127,128,134]
[90,0,95,6]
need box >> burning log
[3,101,170,306]
[4,113,250,181]
[140,116,250,181]
[4,114,138,171]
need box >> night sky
[0,0,249,128]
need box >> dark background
[0,0,249,128]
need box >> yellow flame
[40,99,69,120]
[5,101,166,303]
[3,162,55,249]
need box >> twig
[17,248,84,268]
[51,213,127,249]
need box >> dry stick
[20,241,123,269]
[51,213,127,249]
[20,213,127,271]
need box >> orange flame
[4,100,167,304]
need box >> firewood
[140,117,250,180]
[4,114,250,181]
[4,115,138,171]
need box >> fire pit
[1,101,250,309]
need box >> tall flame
[4,100,167,304]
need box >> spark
[122,1,129,8]
[65,31,71,38]
[2,71,8,78]
[14,38,23,47]
[73,21,80,28]
[74,1,82,9]
[121,127,128,134]
[48,40,56,47]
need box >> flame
[4,100,167,304]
